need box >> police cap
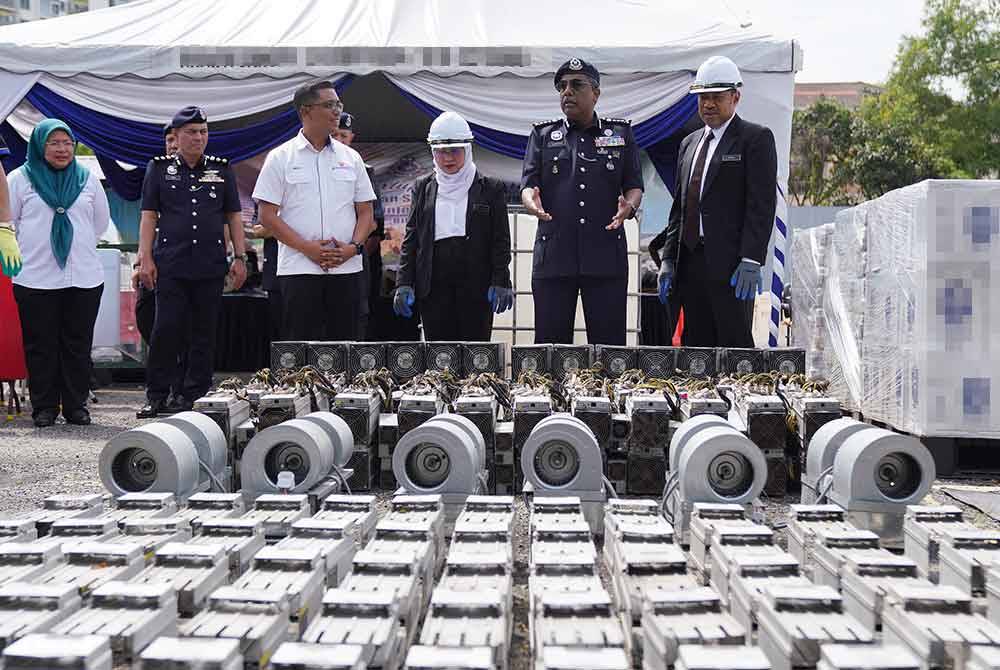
[162,122,174,137]
[554,57,600,88]
[171,106,207,129]
[339,112,355,130]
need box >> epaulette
[533,118,562,129]
[152,155,172,162]
[205,155,229,165]
[603,117,633,126]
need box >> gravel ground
[2,383,999,669]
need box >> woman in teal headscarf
[7,118,110,427]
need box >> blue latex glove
[657,260,673,305]
[730,260,762,301]
[487,286,513,314]
[393,286,415,318]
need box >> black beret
[339,112,355,130]
[554,58,600,88]
[171,106,207,129]
[162,123,174,137]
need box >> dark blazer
[397,172,512,299]
[662,114,777,282]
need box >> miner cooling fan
[677,347,719,378]
[511,344,551,377]
[722,348,768,376]
[270,341,307,372]
[766,347,806,375]
[349,343,387,377]
[385,342,426,382]
[636,346,678,379]
[425,342,464,375]
[462,342,505,375]
[595,345,637,379]
[551,345,593,377]
[306,342,349,375]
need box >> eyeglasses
[308,100,344,112]
[555,79,593,93]
[45,140,74,149]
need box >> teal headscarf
[23,119,89,269]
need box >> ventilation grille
[637,347,679,379]
[349,343,387,378]
[627,452,667,496]
[270,341,307,372]
[552,345,593,377]
[425,342,464,376]
[595,346,637,379]
[677,347,720,378]
[722,348,768,376]
[386,342,426,382]
[511,345,551,377]
[766,348,806,375]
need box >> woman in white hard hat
[393,111,512,341]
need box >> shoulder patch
[533,118,561,129]
[603,117,632,126]
[205,155,229,165]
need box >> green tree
[848,0,998,197]
[788,98,856,206]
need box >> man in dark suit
[657,56,777,347]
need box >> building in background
[794,82,880,110]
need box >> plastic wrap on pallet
[815,180,1000,437]
[790,223,833,377]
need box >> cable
[197,458,226,493]
[602,475,619,499]
[330,463,353,496]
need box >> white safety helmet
[690,56,743,94]
[427,111,474,149]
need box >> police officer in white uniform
[253,81,376,341]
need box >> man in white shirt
[253,81,376,341]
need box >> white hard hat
[428,111,474,148]
[690,56,743,94]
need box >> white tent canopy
[0,0,800,79]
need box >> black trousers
[532,275,627,345]
[147,276,223,403]
[419,238,493,341]
[267,283,284,343]
[279,273,360,341]
[676,243,754,347]
[136,284,188,397]
[14,284,103,418]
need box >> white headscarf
[433,145,477,241]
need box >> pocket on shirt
[332,169,356,200]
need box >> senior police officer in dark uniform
[137,106,247,418]
[521,58,643,345]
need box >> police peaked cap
[554,58,600,87]
[171,106,208,129]
[339,112,355,130]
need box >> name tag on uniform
[721,154,742,162]
[595,136,625,148]
[200,169,225,183]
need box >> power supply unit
[257,393,311,429]
[193,394,251,447]
[610,412,633,454]
[511,344,551,377]
[385,341,426,382]
[679,393,729,418]
[348,342,387,377]
[722,348,768,376]
[595,345,637,379]
[270,341,307,372]
[677,347,720,378]
[398,393,444,437]
[606,455,627,495]
[636,346,679,379]
[346,447,376,492]
[462,342,505,375]
[627,398,672,456]
[332,391,382,446]
[738,395,789,497]
[513,395,552,457]
[455,395,498,494]
[425,341,464,375]
[379,467,398,492]
[551,344,593,377]
[378,413,399,460]
[495,421,514,465]
[305,341,349,376]
[571,394,612,451]
[766,347,806,375]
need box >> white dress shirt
[7,167,110,290]
[252,131,376,276]
[687,114,758,266]
[688,114,735,237]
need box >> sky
[723,0,928,83]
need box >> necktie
[683,130,714,250]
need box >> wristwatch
[233,254,247,263]
[352,241,364,257]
